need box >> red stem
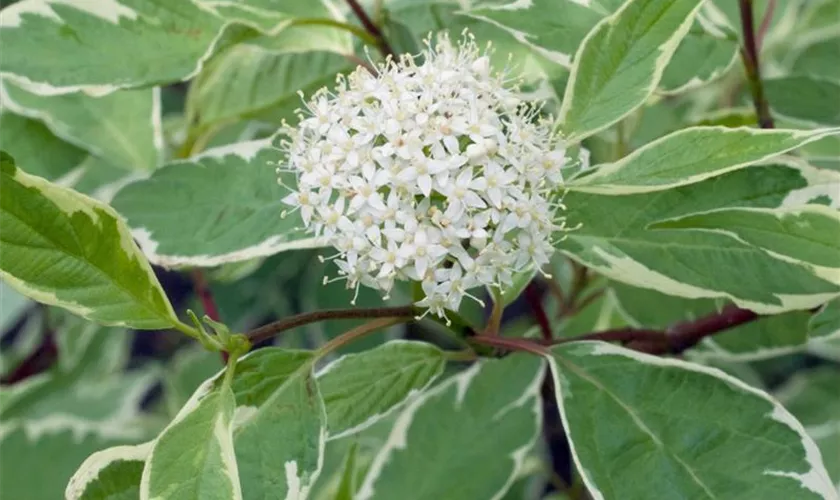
[739,0,775,128]
[756,0,776,51]
[344,0,395,58]
[474,304,760,356]
[190,269,227,361]
[524,282,553,341]
[471,335,549,356]
[246,306,417,345]
[191,269,220,321]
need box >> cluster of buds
[278,32,568,320]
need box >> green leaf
[250,21,351,54]
[659,25,738,94]
[3,319,159,500]
[317,340,446,438]
[501,268,537,307]
[66,442,150,500]
[1,82,161,171]
[0,280,31,333]
[808,335,840,362]
[765,76,840,126]
[230,348,325,500]
[140,382,241,500]
[0,319,42,381]
[810,299,840,341]
[709,0,793,45]
[383,0,461,36]
[1,426,146,500]
[0,110,87,182]
[463,0,604,68]
[70,156,140,202]
[357,354,544,500]
[547,341,836,499]
[53,318,131,376]
[696,311,815,361]
[111,139,325,268]
[0,154,179,329]
[0,0,233,94]
[559,161,840,314]
[610,281,821,361]
[651,205,840,283]
[186,29,351,128]
[163,347,224,417]
[792,36,840,82]
[198,0,339,34]
[559,0,705,141]
[799,0,840,34]
[611,282,822,361]
[569,127,840,194]
[611,281,719,328]
[776,367,840,492]
[800,134,840,168]
[334,443,359,500]
[691,107,757,128]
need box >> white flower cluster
[278,33,567,320]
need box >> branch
[555,304,759,355]
[739,0,775,128]
[345,0,395,58]
[245,305,416,345]
[471,304,760,356]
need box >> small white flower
[279,32,568,319]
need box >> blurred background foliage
[1,0,839,498]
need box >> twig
[473,304,760,356]
[190,269,226,362]
[343,53,377,74]
[568,288,605,316]
[756,0,776,51]
[484,294,505,336]
[471,334,549,356]
[545,328,664,346]
[651,304,759,354]
[524,282,553,341]
[316,318,407,357]
[739,0,775,128]
[345,0,395,58]
[191,269,220,322]
[246,306,416,345]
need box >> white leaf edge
[230,351,327,500]
[356,357,545,500]
[315,340,446,441]
[139,378,243,500]
[569,126,840,195]
[0,0,233,96]
[0,80,164,172]
[0,161,179,328]
[546,341,839,500]
[119,138,330,268]
[65,441,153,500]
[558,0,705,142]
[560,157,840,315]
[650,204,840,285]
